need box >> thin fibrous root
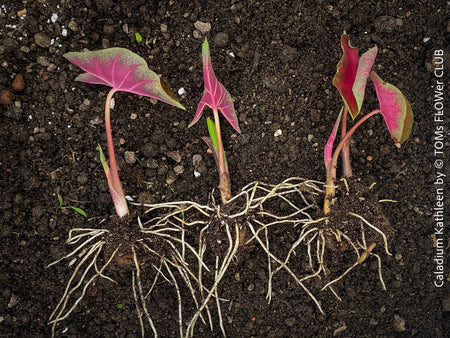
[48,229,119,337]
[176,178,324,335]
[49,218,206,338]
[318,211,390,298]
[132,245,158,338]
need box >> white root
[50,177,391,337]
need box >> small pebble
[373,16,398,33]
[167,151,181,163]
[285,317,296,327]
[214,32,229,47]
[124,151,136,164]
[68,20,78,31]
[369,318,378,326]
[192,154,202,168]
[166,172,177,185]
[37,56,50,66]
[193,30,202,39]
[392,314,406,332]
[194,20,211,34]
[12,74,25,91]
[174,165,184,175]
[34,33,52,48]
[0,89,14,105]
[8,294,19,308]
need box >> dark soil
[0,0,449,336]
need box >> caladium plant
[323,33,413,214]
[64,48,185,218]
[190,38,240,204]
[331,33,378,177]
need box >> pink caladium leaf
[324,107,343,170]
[370,71,413,146]
[332,33,360,117]
[64,48,184,109]
[189,39,240,133]
[333,33,378,119]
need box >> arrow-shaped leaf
[370,71,413,146]
[189,39,240,133]
[64,48,184,110]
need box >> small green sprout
[117,303,124,309]
[135,32,143,43]
[57,193,87,217]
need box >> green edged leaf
[190,39,240,132]
[370,71,413,145]
[64,48,184,110]
[352,46,378,119]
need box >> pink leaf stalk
[65,48,184,217]
[190,38,240,204]
[324,107,342,170]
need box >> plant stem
[323,109,381,214]
[213,108,232,204]
[340,106,353,178]
[105,89,129,217]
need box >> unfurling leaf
[206,117,219,151]
[64,48,184,110]
[333,33,360,117]
[333,33,377,119]
[324,107,343,170]
[98,144,110,176]
[352,46,377,117]
[370,71,413,145]
[203,118,229,175]
[190,39,240,132]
